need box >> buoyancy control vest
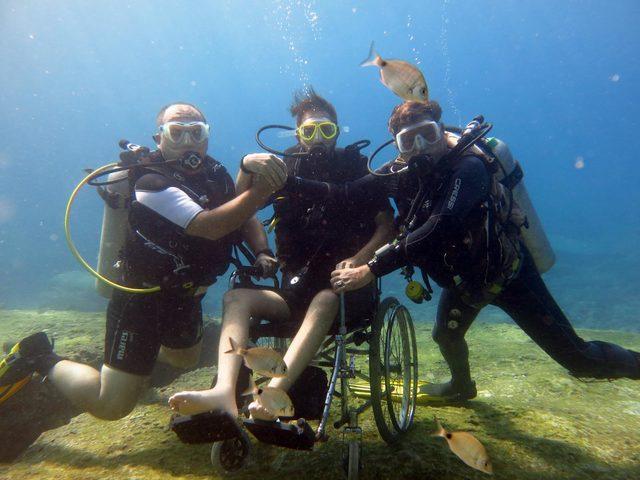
[96,152,238,297]
[391,134,528,299]
[273,143,383,275]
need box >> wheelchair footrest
[170,410,242,444]
[243,418,315,451]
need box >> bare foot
[248,400,278,421]
[168,386,238,417]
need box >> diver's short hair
[156,102,207,126]
[289,86,338,125]
[388,101,442,135]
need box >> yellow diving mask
[297,120,339,142]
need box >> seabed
[0,309,639,479]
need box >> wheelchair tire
[210,429,252,474]
[383,304,418,434]
[369,297,418,443]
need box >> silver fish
[225,337,288,378]
[244,382,295,418]
[432,419,493,475]
[361,41,429,103]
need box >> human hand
[330,265,375,293]
[335,257,360,270]
[242,153,287,191]
[254,252,278,278]
[251,173,277,198]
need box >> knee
[222,289,243,311]
[314,289,339,309]
[313,290,339,316]
[93,397,138,420]
[305,290,339,327]
[432,322,461,347]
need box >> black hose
[366,139,397,176]
[255,124,308,157]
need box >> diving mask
[297,120,338,142]
[395,119,443,154]
[159,121,210,145]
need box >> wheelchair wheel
[383,303,418,433]
[210,429,252,474]
[369,297,418,444]
[254,336,290,355]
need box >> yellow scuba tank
[484,137,555,273]
[95,169,131,298]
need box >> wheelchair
[208,264,419,479]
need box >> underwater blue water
[0,0,639,329]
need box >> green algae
[1,309,639,479]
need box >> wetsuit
[274,145,392,325]
[368,153,640,382]
[106,156,237,376]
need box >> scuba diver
[330,100,640,401]
[169,88,394,420]
[0,103,285,422]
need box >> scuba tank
[95,169,130,298]
[442,122,555,275]
[95,141,152,298]
[483,137,555,274]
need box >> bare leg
[47,362,148,420]
[269,289,338,391]
[247,289,338,421]
[169,288,290,416]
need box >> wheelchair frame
[211,265,419,479]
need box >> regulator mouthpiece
[179,151,203,170]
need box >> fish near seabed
[360,41,429,103]
[432,419,493,475]
[224,337,288,378]
[243,380,295,418]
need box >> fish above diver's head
[224,337,288,378]
[432,418,493,475]
[361,41,429,103]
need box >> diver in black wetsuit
[330,100,640,401]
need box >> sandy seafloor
[0,308,639,480]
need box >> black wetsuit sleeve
[368,156,490,277]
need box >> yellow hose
[64,163,160,294]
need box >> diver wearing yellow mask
[168,88,394,421]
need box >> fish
[360,41,429,103]
[432,418,493,475]
[243,380,295,418]
[224,337,288,378]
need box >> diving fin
[0,332,59,406]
